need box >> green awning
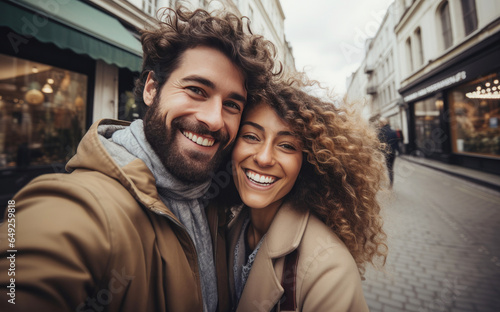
[0,0,143,72]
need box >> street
[362,157,500,312]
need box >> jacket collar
[229,201,309,257]
[263,201,309,258]
[232,201,309,311]
[65,119,175,218]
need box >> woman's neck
[247,199,283,250]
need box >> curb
[398,156,500,193]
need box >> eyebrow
[182,75,215,89]
[182,75,247,105]
[228,92,247,106]
[241,121,297,137]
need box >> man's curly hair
[133,6,278,115]
[260,77,388,276]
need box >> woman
[222,79,388,312]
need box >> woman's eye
[242,134,259,141]
[280,143,297,151]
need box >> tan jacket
[0,119,229,312]
[227,203,369,312]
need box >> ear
[143,72,157,107]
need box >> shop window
[118,67,141,122]
[0,54,87,169]
[461,0,478,36]
[414,95,442,154]
[439,1,453,50]
[449,73,500,157]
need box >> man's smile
[182,130,215,147]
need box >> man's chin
[167,159,215,183]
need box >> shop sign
[404,71,467,102]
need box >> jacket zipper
[150,207,205,311]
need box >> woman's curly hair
[262,77,388,276]
[133,6,279,115]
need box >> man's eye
[224,101,241,113]
[187,86,204,96]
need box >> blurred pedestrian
[378,117,399,187]
[395,128,404,154]
[0,6,277,312]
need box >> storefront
[0,0,142,200]
[399,31,500,174]
[0,53,89,169]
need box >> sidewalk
[399,155,500,192]
[363,160,500,312]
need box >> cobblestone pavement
[362,157,500,312]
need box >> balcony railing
[367,85,377,94]
[364,65,374,74]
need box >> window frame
[460,0,478,36]
[439,1,454,50]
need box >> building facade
[345,57,370,119]
[395,0,500,174]
[364,2,407,148]
[0,0,293,200]
[228,0,295,73]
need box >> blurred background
[0,0,499,310]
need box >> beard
[143,96,233,183]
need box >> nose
[254,142,275,167]
[195,97,224,131]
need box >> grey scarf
[233,217,266,306]
[111,120,217,312]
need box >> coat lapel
[236,239,283,312]
[236,202,309,312]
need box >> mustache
[171,118,229,144]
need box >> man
[0,7,276,312]
[378,117,399,187]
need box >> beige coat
[227,203,369,312]
[0,119,229,312]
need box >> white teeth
[245,170,276,185]
[182,131,214,147]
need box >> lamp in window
[24,81,44,105]
[466,79,500,99]
[435,100,444,110]
[74,96,84,110]
[42,83,53,94]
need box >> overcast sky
[281,0,394,96]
